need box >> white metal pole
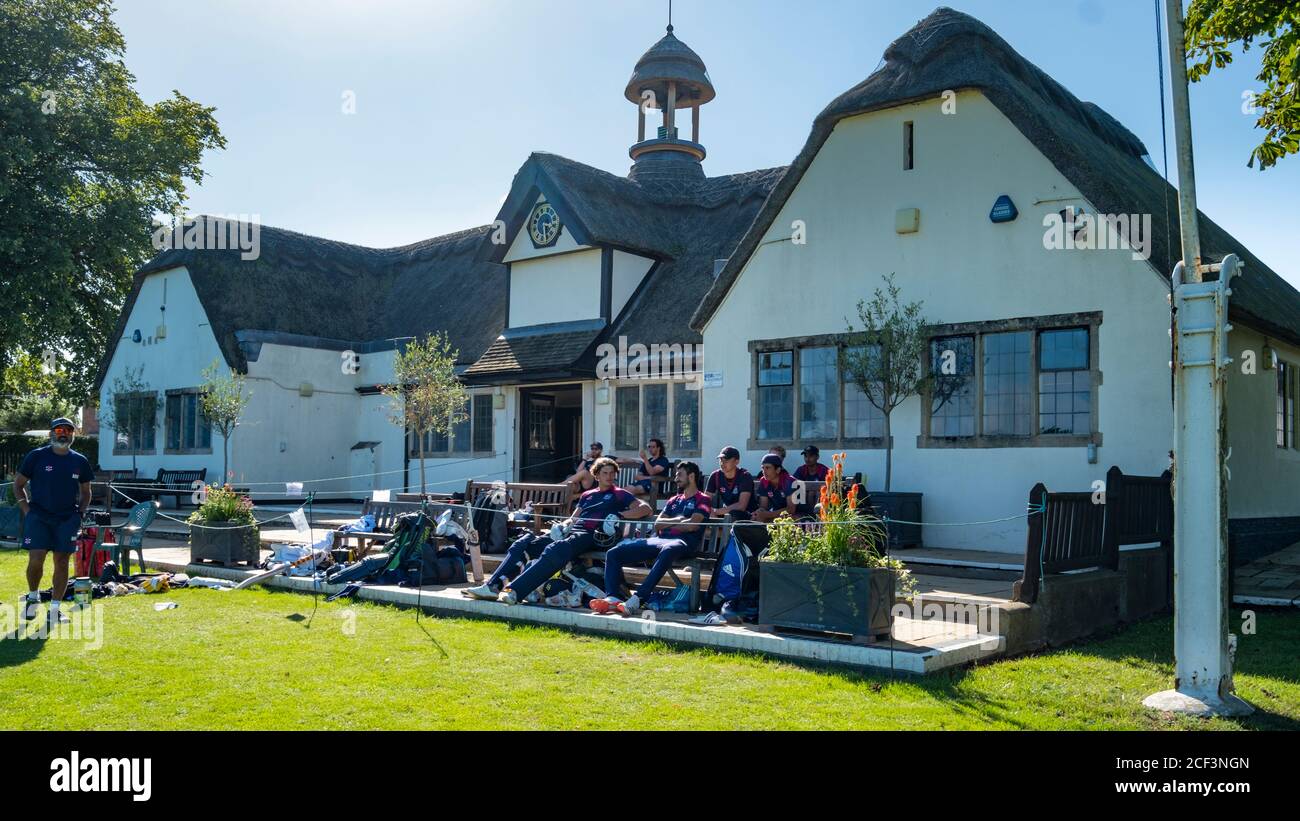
[1143,0,1251,717]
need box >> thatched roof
[92,219,505,391]
[94,150,782,390]
[690,6,1300,347]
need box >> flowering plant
[187,484,256,527]
[763,453,914,597]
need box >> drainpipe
[1143,0,1251,717]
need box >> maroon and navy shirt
[660,491,712,549]
[572,486,637,532]
[793,463,830,482]
[706,468,755,513]
[755,473,796,514]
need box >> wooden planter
[759,561,894,640]
[190,520,260,566]
[867,491,923,549]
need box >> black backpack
[418,544,467,585]
[470,486,510,553]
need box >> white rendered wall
[699,91,1175,552]
[508,249,603,328]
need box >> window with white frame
[750,339,885,448]
[408,394,494,457]
[922,314,1101,447]
[613,381,700,455]
[165,389,212,453]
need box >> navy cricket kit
[18,445,92,553]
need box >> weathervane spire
[667,0,673,33]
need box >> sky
[112,0,1298,286]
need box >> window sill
[112,448,156,456]
[409,452,498,461]
[164,448,213,456]
[916,432,1102,449]
[747,437,891,452]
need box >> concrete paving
[1233,542,1300,606]
[138,544,1007,674]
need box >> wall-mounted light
[493,386,505,409]
[595,385,610,405]
[989,195,1018,223]
[1262,344,1278,370]
[132,329,142,343]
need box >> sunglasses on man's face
[53,427,74,436]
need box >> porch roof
[462,319,606,385]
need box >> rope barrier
[431,497,1047,530]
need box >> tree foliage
[96,364,157,472]
[382,334,467,494]
[199,360,249,483]
[1185,0,1300,169]
[0,0,225,401]
[841,274,942,492]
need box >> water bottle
[73,577,92,609]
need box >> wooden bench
[583,517,733,612]
[332,499,425,557]
[1012,466,1173,604]
[616,462,678,508]
[136,468,207,507]
[464,481,574,535]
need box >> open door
[520,392,557,482]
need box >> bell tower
[624,24,715,179]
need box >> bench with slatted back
[463,481,574,534]
[333,499,425,557]
[139,468,206,506]
[584,517,732,612]
[616,462,678,508]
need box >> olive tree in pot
[199,361,250,485]
[759,454,915,639]
[841,274,965,548]
[188,485,259,566]
[381,332,468,496]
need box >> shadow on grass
[0,625,48,668]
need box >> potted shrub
[759,454,915,639]
[188,485,260,566]
[842,274,967,549]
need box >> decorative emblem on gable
[528,201,562,248]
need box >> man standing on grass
[13,418,92,625]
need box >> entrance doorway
[519,384,583,482]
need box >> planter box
[867,491,923,549]
[0,505,21,541]
[759,561,894,639]
[190,521,260,566]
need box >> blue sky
[113,0,1298,286]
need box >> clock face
[528,202,561,248]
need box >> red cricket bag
[75,526,115,578]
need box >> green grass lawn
[1,551,1297,730]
